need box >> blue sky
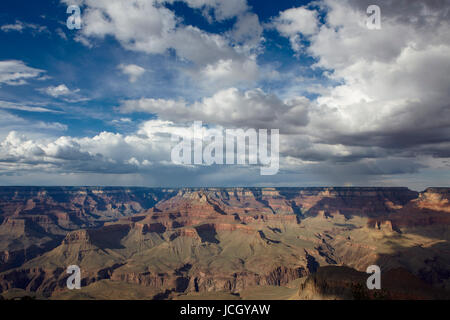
[0,0,449,190]
[0,0,322,136]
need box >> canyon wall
[0,187,448,299]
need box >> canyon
[0,186,448,300]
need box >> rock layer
[0,187,449,299]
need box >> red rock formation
[0,187,449,299]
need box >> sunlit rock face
[0,187,449,300]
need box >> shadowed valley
[0,187,449,300]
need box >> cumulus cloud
[40,84,80,98]
[0,121,439,189]
[271,7,318,51]
[198,58,259,88]
[0,120,176,175]
[118,64,146,83]
[0,60,45,86]
[119,87,310,131]
[173,0,249,22]
[230,12,263,49]
[61,0,262,87]
[273,0,450,161]
[1,0,448,189]
[62,0,239,59]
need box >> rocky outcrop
[416,188,450,213]
[0,187,174,234]
[0,187,449,299]
[298,265,450,300]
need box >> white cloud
[176,0,249,21]
[1,0,448,188]
[229,12,263,48]
[0,20,48,34]
[274,7,318,36]
[41,84,80,97]
[0,117,444,190]
[271,7,318,51]
[61,0,262,88]
[111,118,132,124]
[118,64,146,83]
[198,58,259,88]
[0,100,61,113]
[272,0,450,159]
[0,119,177,175]
[0,60,45,86]
[0,110,67,142]
[119,87,310,131]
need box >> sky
[0,0,449,190]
